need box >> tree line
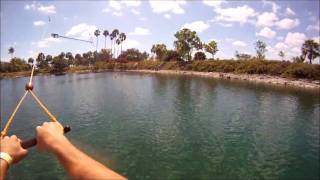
[1,28,319,74]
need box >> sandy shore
[128,70,320,90]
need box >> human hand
[0,135,28,164]
[36,122,68,153]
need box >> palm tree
[278,51,285,61]
[8,47,14,59]
[111,29,119,58]
[116,38,121,58]
[94,29,100,52]
[301,39,320,64]
[103,30,109,49]
[119,33,126,55]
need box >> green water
[1,72,319,180]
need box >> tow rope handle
[21,126,71,149]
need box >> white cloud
[274,42,288,51]
[214,5,256,24]
[139,17,147,21]
[122,0,141,7]
[129,27,151,36]
[263,0,280,13]
[164,14,171,19]
[218,22,232,27]
[33,20,46,26]
[181,21,210,33]
[109,0,122,11]
[131,9,140,15]
[36,37,61,48]
[284,32,306,47]
[203,0,226,8]
[38,5,56,14]
[149,1,187,14]
[232,41,247,47]
[256,27,276,39]
[24,3,56,14]
[66,23,97,39]
[285,7,295,16]
[306,21,320,32]
[122,39,140,49]
[275,18,300,29]
[257,12,278,27]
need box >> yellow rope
[1,91,29,138]
[29,90,57,122]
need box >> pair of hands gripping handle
[21,126,71,149]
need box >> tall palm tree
[111,29,119,58]
[94,29,100,52]
[103,30,109,49]
[119,33,126,55]
[116,38,121,58]
[8,47,15,59]
[301,39,320,64]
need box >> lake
[1,72,319,180]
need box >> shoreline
[127,70,320,90]
[1,69,320,90]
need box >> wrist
[0,159,9,169]
[50,136,70,155]
[0,152,13,166]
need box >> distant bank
[1,60,320,90]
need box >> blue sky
[1,0,319,62]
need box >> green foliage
[292,56,305,63]
[301,39,320,64]
[118,48,148,61]
[174,28,201,61]
[255,40,267,60]
[235,51,252,60]
[36,52,48,69]
[161,50,182,62]
[51,54,69,74]
[151,44,167,60]
[0,58,30,72]
[193,52,206,61]
[204,40,218,59]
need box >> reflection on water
[1,72,319,180]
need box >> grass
[2,60,320,81]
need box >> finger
[10,135,18,141]
[3,136,10,140]
[42,122,49,126]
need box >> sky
[1,0,319,62]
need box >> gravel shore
[128,70,320,90]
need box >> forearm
[52,137,125,180]
[0,160,9,180]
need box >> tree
[278,51,285,61]
[255,40,267,60]
[94,29,100,52]
[110,29,119,58]
[301,39,320,64]
[103,30,109,49]
[292,56,305,63]
[99,49,112,61]
[74,53,83,66]
[194,51,206,61]
[36,52,48,69]
[8,58,29,72]
[235,51,252,60]
[8,47,15,59]
[66,52,74,66]
[119,32,126,55]
[204,40,218,59]
[162,50,182,62]
[174,28,201,61]
[28,57,34,65]
[52,54,69,74]
[116,38,121,58]
[118,48,148,61]
[151,44,167,60]
[45,55,53,65]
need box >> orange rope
[29,90,57,122]
[1,91,29,138]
